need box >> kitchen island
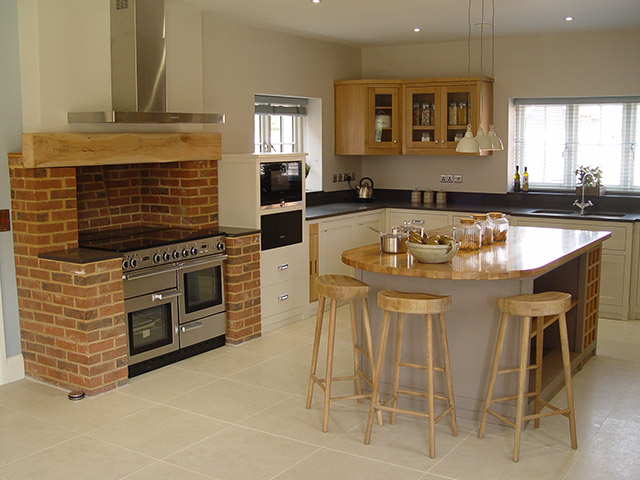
[342,226,610,420]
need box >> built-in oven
[260,160,303,210]
[260,210,303,250]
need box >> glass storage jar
[472,213,494,245]
[453,217,482,250]
[457,102,468,125]
[413,103,420,126]
[488,212,509,242]
[421,103,432,126]
[448,102,458,125]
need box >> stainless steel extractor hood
[68,0,224,124]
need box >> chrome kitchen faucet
[573,172,595,215]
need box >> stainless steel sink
[531,209,626,218]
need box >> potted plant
[575,165,605,196]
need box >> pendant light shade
[456,125,480,153]
[486,124,504,151]
[475,126,493,150]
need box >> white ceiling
[178,0,640,47]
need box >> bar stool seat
[306,275,381,432]
[478,291,577,462]
[365,289,458,459]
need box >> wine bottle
[523,167,529,192]
[513,166,521,192]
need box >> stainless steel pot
[368,226,408,254]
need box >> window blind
[514,97,640,192]
[254,95,308,116]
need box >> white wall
[1,0,24,380]
[361,28,640,193]
[200,16,363,192]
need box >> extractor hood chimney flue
[68,0,224,124]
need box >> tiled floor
[1,309,639,480]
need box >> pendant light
[456,0,480,153]
[474,0,493,150]
[485,0,504,151]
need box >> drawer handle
[412,219,425,225]
[277,263,289,271]
[278,294,289,302]
[181,321,204,332]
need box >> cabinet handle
[277,263,289,271]
[278,294,289,302]
[181,321,204,332]
[412,219,425,225]
[434,140,439,143]
[393,139,398,143]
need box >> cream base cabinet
[387,209,449,232]
[354,210,385,247]
[630,223,640,319]
[512,216,633,320]
[318,216,355,277]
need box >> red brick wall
[225,234,261,344]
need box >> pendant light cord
[479,0,485,130]
[467,0,472,126]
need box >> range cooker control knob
[163,252,171,262]
[153,253,161,264]
[130,258,138,268]
[182,249,189,258]
[122,259,130,269]
[173,250,180,259]
[190,247,198,256]
[216,241,225,251]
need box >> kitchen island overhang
[342,226,611,421]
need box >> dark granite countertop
[39,248,122,264]
[219,226,261,237]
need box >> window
[254,95,307,154]
[514,97,640,192]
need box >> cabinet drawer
[388,210,449,231]
[514,217,629,251]
[261,279,303,318]
[260,244,302,287]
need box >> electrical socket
[337,173,343,182]
[344,173,352,181]
[440,174,454,183]
[454,174,463,183]
[332,173,338,183]
[350,172,355,180]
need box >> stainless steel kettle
[356,177,374,199]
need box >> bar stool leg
[360,299,383,427]
[438,312,458,436]
[558,312,578,449]
[425,313,436,458]
[365,310,392,445]
[478,312,509,439]
[513,315,532,462]
[534,316,544,429]
[306,296,325,409]
[349,299,363,403]
[322,298,338,433]
[390,313,404,425]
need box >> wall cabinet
[334,76,493,156]
[512,216,633,320]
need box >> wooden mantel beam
[19,132,221,168]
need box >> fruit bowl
[407,240,460,263]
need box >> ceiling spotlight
[413,27,421,32]
[565,16,574,21]
[311,0,321,3]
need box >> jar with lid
[413,103,421,126]
[488,212,509,242]
[453,217,482,250]
[472,213,494,245]
[457,102,468,125]
[448,102,458,125]
[423,189,434,204]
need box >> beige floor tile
[0,379,66,411]
[23,391,155,434]
[90,404,229,459]
[0,410,77,466]
[228,357,318,394]
[240,395,368,446]
[165,378,290,423]
[0,436,154,480]
[173,347,271,378]
[122,461,217,480]
[565,453,640,480]
[165,425,318,480]
[598,319,640,343]
[233,331,312,357]
[429,434,576,480]
[327,416,466,472]
[272,448,424,480]
[580,417,640,465]
[121,365,219,403]
[595,339,640,364]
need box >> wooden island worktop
[341,226,611,421]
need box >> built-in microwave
[260,160,303,210]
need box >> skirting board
[3,354,25,384]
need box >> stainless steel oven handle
[151,290,182,301]
[181,321,204,332]
[123,264,179,281]
[177,254,228,270]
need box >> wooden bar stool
[478,291,577,462]
[364,290,458,459]
[306,275,381,432]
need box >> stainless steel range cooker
[80,226,226,376]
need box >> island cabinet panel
[512,216,633,320]
[631,223,640,320]
[387,209,449,232]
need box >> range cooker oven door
[124,288,180,365]
[177,255,227,325]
